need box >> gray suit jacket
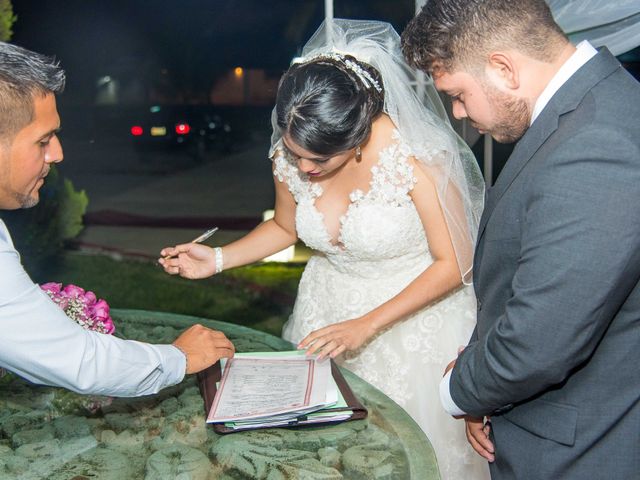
[450,49,640,479]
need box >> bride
[160,19,488,480]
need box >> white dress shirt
[440,41,598,417]
[0,220,186,396]
[530,41,598,125]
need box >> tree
[0,0,16,42]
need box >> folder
[197,359,368,434]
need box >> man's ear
[485,52,519,91]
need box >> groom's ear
[485,52,520,91]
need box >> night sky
[11,0,416,105]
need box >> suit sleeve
[450,125,640,416]
[0,233,186,397]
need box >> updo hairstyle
[275,55,385,156]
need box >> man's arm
[451,127,640,416]
[0,236,233,396]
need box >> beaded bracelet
[214,247,224,274]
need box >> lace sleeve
[367,135,418,207]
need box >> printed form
[208,353,332,423]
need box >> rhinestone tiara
[293,52,382,93]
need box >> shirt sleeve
[440,370,467,417]
[0,224,186,397]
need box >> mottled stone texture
[0,310,439,479]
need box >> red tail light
[131,126,143,136]
[175,123,191,135]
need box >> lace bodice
[273,132,431,277]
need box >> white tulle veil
[270,19,485,284]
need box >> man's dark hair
[401,0,568,74]
[0,42,65,141]
[275,55,384,156]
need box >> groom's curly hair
[401,0,568,74]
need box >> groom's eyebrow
[36,127,62,142]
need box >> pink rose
[84,290,97,305]
[92,299,110,320]
[62,284,86,298]
[81,304,94,320]
[101,318,116,335]
[40,282,62,294]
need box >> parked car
[129,105,232,159]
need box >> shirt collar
[530,41,598,125]
[0,219,13,247]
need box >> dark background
[9,1,640,182]
[11,0,417,106]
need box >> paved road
[58,130,279,259]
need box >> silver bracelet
[214,247,224,274]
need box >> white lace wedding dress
[273,132,490,480]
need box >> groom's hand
[465,416,495,462]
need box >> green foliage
[59,175,89,239]
[225,263,304,293]
[2,166,88,276]
[0,0,16,42]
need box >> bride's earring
[355,146,362,163]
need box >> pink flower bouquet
[41,282,115,335]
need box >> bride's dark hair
[275,55,384,156]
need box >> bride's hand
[158,243,217,279]
[298,317,376,360]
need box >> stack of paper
[206,351,353,431]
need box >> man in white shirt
[402,0,640,478]
[0,41,234,397]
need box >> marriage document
[207,354,331,423]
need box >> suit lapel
[476,112,559,241]
[475,48,622,245]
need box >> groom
[402,0,640,478]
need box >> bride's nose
[297,157,316,173]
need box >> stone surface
[53,415,91,439]
[52,446,135,480]
[0,310,439,479]
[146,444,211,480]
[11,425,55,448]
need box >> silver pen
[162,227,218,261]
[191,227,219,244]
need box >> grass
[34,252,305,337]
